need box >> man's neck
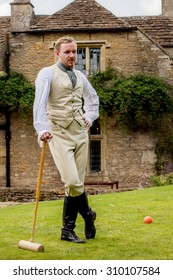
[57,61,73,71]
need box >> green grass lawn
[0,185,173,260]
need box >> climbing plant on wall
[0,71,34,112]
[90,68,173,131]
[90,67,173,174]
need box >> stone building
[0,0,173,200]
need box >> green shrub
[0,71,34,112]
[89,67,123,116]
[151,173,173,186]
[90,69,173,131]
[115,74,173,131]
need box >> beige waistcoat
[47,65,84,128]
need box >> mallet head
[18,240,44,252]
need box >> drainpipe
[4,33,11,187]
[5,105,11,187]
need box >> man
[33,37,99,243]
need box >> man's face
[56,41,77,68]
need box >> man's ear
[55,50,59,56]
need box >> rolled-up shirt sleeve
[33,67,52,141]
[81,73,99,125]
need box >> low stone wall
[0,187,63,202]
[0,184,122,202]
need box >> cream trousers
[48,120,89,197]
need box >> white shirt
[33,64,99,141]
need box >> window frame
[86,120,106,174]
[76,41,106,76]
[75,41,106,173]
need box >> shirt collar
[57,61,73,72]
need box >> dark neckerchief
[57,62,77,88]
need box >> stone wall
[8,30,173,84]
[104,116,156,190]
[162,0,173,17]
[10,0,34,32]
[9,111,60,190]
[0,111,156,201]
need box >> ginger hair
[55,37,77,51]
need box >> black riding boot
[77,192,96,239]
[61,196,85,243]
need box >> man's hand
[40,132,53,141]
[82,115,91,127]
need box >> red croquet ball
[144,216,153,223]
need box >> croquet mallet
[18,141,47,252]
